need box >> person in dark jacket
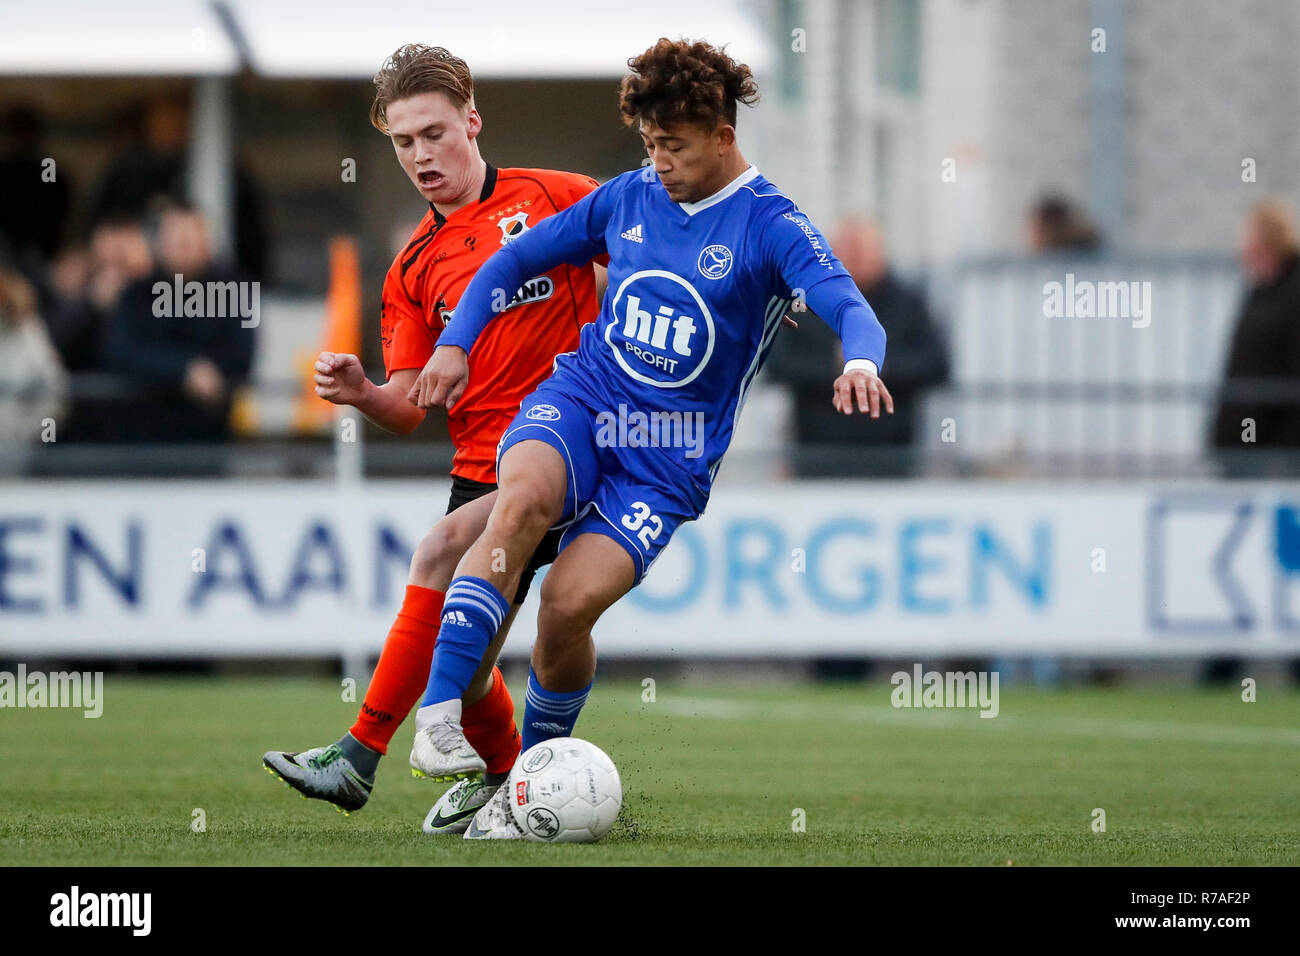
[765,217,950,477]
[1210,200,1300,477]
[90,98,269,282]
[1025,194,1101,253]
[104,202,255,443]
[0,105,72,281]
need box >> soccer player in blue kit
[404,38,895,837]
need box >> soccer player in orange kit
[262,43,606,834]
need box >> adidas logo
[620,223,644,243]
[530,721,569,734]
[442,610,471,627]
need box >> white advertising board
[3,480,1299,658]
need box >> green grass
[1,676,1298,865]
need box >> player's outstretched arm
[802,279,894,418]
[763,204,891,417]
[406,239,535,410]
[803,277,893,418]
[408,177,617,410]
[832,362,894,418]
[314,351,425,434]
[408,345,468,410]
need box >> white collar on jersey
[676,164,761,216]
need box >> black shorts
[445,475,562,604]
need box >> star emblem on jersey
[697,244,733,280]
[621,223,645,243]
[497,211,530,245]
[485,198,532,220]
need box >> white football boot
[409,702,486,781]
[422,778,499,835]
[462,777,526,840]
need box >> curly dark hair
[619,38,759,130]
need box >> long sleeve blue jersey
[439,163,887,498]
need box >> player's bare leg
[420,602,523,833]
[453,440,570,600]
[532,533,636,690]
[406,494,516,707]
[465,534,634,839]
[264,493,518,813]
[410,493,498,589]
[410,440,568,780]
[409,502,533,832]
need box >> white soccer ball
[507,737,622,843]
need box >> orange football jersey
[380,164,602,483]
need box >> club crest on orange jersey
[498,211,530,245]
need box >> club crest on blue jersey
[525,403,562,421]
[697,244,733,280]
[606,270,716,388]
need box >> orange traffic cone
[294,236,362,434]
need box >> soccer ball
[507,737,622,842]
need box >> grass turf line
[1,677,1297,865]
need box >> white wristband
[843,358,878,377]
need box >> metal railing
[5,378,1300,481]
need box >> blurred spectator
[88,101,181,226]
[1026,194,1101,253]
[104,202,256,443]
[45,217,154,373]
[89,98,269,281]
[0,105,72,283]
[1210,199,1300,476]
[39,218,155,443]
[765,217,950,477]
[0,264,67,461]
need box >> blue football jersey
[441,163,886,504]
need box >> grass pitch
[1,676,1298,865]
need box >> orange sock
[349,584,444,755]
[462,667,521,776]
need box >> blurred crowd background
[4,0,1300,686]
[2,0,1298,482]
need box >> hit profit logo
[607,270,715,388]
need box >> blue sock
[421,576,509,707]
[522,667,592,751]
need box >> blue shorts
[495,388,700,584]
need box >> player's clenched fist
[314,352,368,405]
[409,345,469,410]
[832,366,895,418]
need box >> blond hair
[370,44,474,134]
